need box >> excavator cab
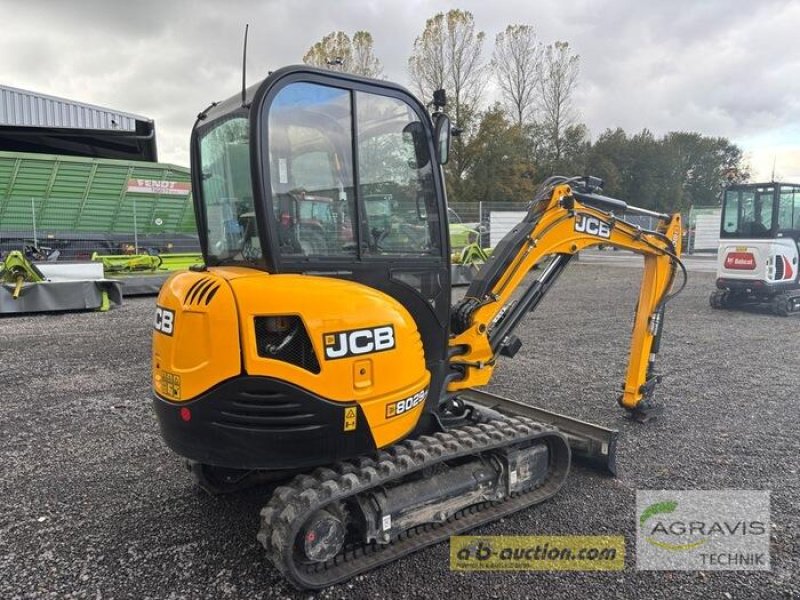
[194,69,451,269]
[155,68,465,476]
[192,67,454,402]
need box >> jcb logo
[574,214,611,239]
[323,325,395,360]
[154,306,175,336]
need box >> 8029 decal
[386,388,428,419]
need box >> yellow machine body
[150,66,688,588]
[153,267,430,461]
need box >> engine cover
[152,267,431,462]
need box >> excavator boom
[448,177,685,421]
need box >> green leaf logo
[640,501,678,526]
[640,500,706,552]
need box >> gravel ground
[1,263,797,599]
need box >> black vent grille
[184,276,221,306]
[775,255,785,280]
[218,390,321,432]
[254,316,321,374]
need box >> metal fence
[685,205,721,253]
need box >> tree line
[303,11,748,212]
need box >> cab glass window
[722,188,774,238]
[356,92,441,256]
[778,185,800,230]
[722,190,742,234]
[198,116,259,263]
[268,83,356,257]
[756,190,774,232]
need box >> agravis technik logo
[636,490,770,571]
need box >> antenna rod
[241,24,249,107]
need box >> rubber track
[257,415,571,589]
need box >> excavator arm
[447,176,685,422]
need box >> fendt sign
[127,179,191,196]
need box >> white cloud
[1,0,797,176]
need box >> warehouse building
[0,84,197,259]
[0,84,157,162]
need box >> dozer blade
[456,388,618,475]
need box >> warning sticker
[344,407,357,432]
[156,370,181,400]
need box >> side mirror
[432,89,447,109]
[402,121,429,169]
[433,113,451,165]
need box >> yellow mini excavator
[152,66,684,589]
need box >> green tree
[586,130,621,200]
[492,24,542,127]
[303,31,382,78]
[585,128,748,212]
[662,132,747,208]
[460,106,536,203]
[408,9,486,200]
[551,123,590,176]
[537,41,580,164]
[303,31,352,71]
[351,31,383,78]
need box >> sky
[2,0,799,181]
